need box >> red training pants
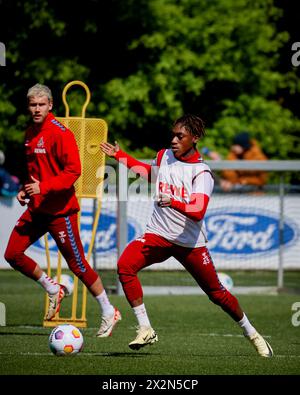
[4,209,98,288]
[118,233,240,321]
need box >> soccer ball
[49,324,84,356]
[217,272,234,291]
[53,274,74,296]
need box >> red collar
[31,112,55,133]
[176,149,203,163]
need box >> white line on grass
[3,326,272,339]
[0,352,299,358]
[0,352,123,357]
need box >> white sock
[133,303,151,328]
[37,272,60,295]
[238,313,257,337]
[95,290,115,317]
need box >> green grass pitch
[0,270,300,376]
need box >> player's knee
[73,266,98,289]
[117,258,135,277]
[118,264,137,287]
[4,248,21,267]
[4,250,34,276]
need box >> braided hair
[173,114,205,139]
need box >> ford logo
[206,208,298,256]
[32,210,142,255]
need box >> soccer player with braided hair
[100,114,273,357]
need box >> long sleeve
[115,150,152,181]
[39,131,81,195]
[170,193,210,221]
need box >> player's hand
[157,194,171,208]
[100,141,120,158]
[24,176,40,196]
[17,190,28,206]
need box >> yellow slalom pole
[81,199,103,320]
[62,81,90,326]
[44,234,51,319]
[43,80,108,328]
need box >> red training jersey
[24,112,81,216]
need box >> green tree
[97,0,300,158]
[0,0,299,181]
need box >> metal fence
[113,160,300,293]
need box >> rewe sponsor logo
[158,181,188,199]
[206,208,298,256]
[32,210,141,255]
[34,148,46,154]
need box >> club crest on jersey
[34,137,46,153]
[37,137,44,148]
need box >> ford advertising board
[0,195,299,270]
[206,207,298,256]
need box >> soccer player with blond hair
[5,84,121,337]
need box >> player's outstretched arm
[100,141,152,181]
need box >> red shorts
[118,233,239,319]
[4,209,98,287]
[118,232,224,297]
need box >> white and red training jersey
[146,149,214,248]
